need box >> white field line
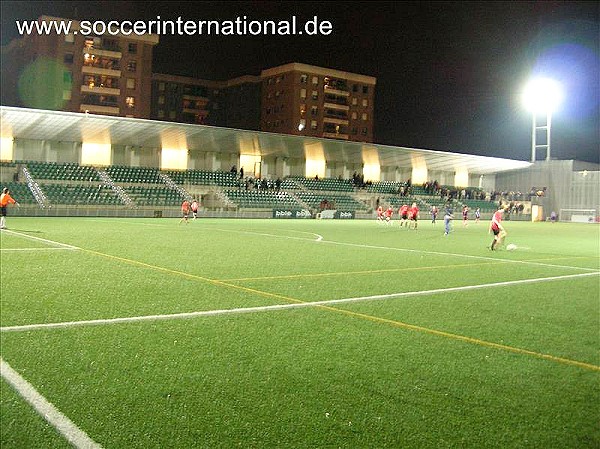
[1,358,103,449]
[0,229,80,250]
[1,247,77,252]
[212,227,324,242]
[1,272,597,333]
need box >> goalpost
[558,209,598,223]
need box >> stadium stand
[222,190,303,209]
[164,169,238,187]
[1,160,501,214]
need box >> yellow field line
[80,247,600,373]
[218,261,503,282]
[315,305,600,372]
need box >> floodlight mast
[523,78,561,162]
[531,110,552,162]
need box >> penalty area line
[1,358,103,449]
[0,229,80,250]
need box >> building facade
[1,18,376,142]
[1,16,158,118]
[260,63,376,143]
[150,73,261,130]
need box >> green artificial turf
[1,217,599,448]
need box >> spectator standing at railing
[0,188,19,230]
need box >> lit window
[352,98,358,105]
[300,88,306,99]
[65,33,74,43]
[126,78,136,89]
[300,104,306,115]
[311,90,318,100]
[362,99,368,107]
[352,112,357,120]
[312,76,318,85]
[298,119,306,131]
[361,113,367,120]
[311,120,317,130]
[300,74,307,83]
[127,60,137,72]
[125,96,135,108]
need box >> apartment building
[1,16,158,118]
[150,74,261,130]
[260,63,376,142]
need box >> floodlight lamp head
[522,77,562,114]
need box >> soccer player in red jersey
[376,205,384,223]
[462,205,469,227]
[399,204,409,227]
[179,199,190,224]
[408,202,419,230]
[489,205,508,250]
[385,205,394,225]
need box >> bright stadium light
[522,77,563,113]
[522,77,562,162]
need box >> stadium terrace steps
[222,190,302,209]
[287,176,355,192]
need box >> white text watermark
[15,16,334,37]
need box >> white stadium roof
[0,106,532,175]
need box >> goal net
[559,209,597,223]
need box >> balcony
[79,104,120,115]
[323,132,349,140]
[324,85,350,97]
[82,65,121,78]
[183,107,209,115]
[81,85,120,96]
[323,117,349,126]
[323,102,350,111]
[82,47,122,59]
[183,94,209,102]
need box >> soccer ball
[506,244,517,251]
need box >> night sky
[1,1,598,163]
